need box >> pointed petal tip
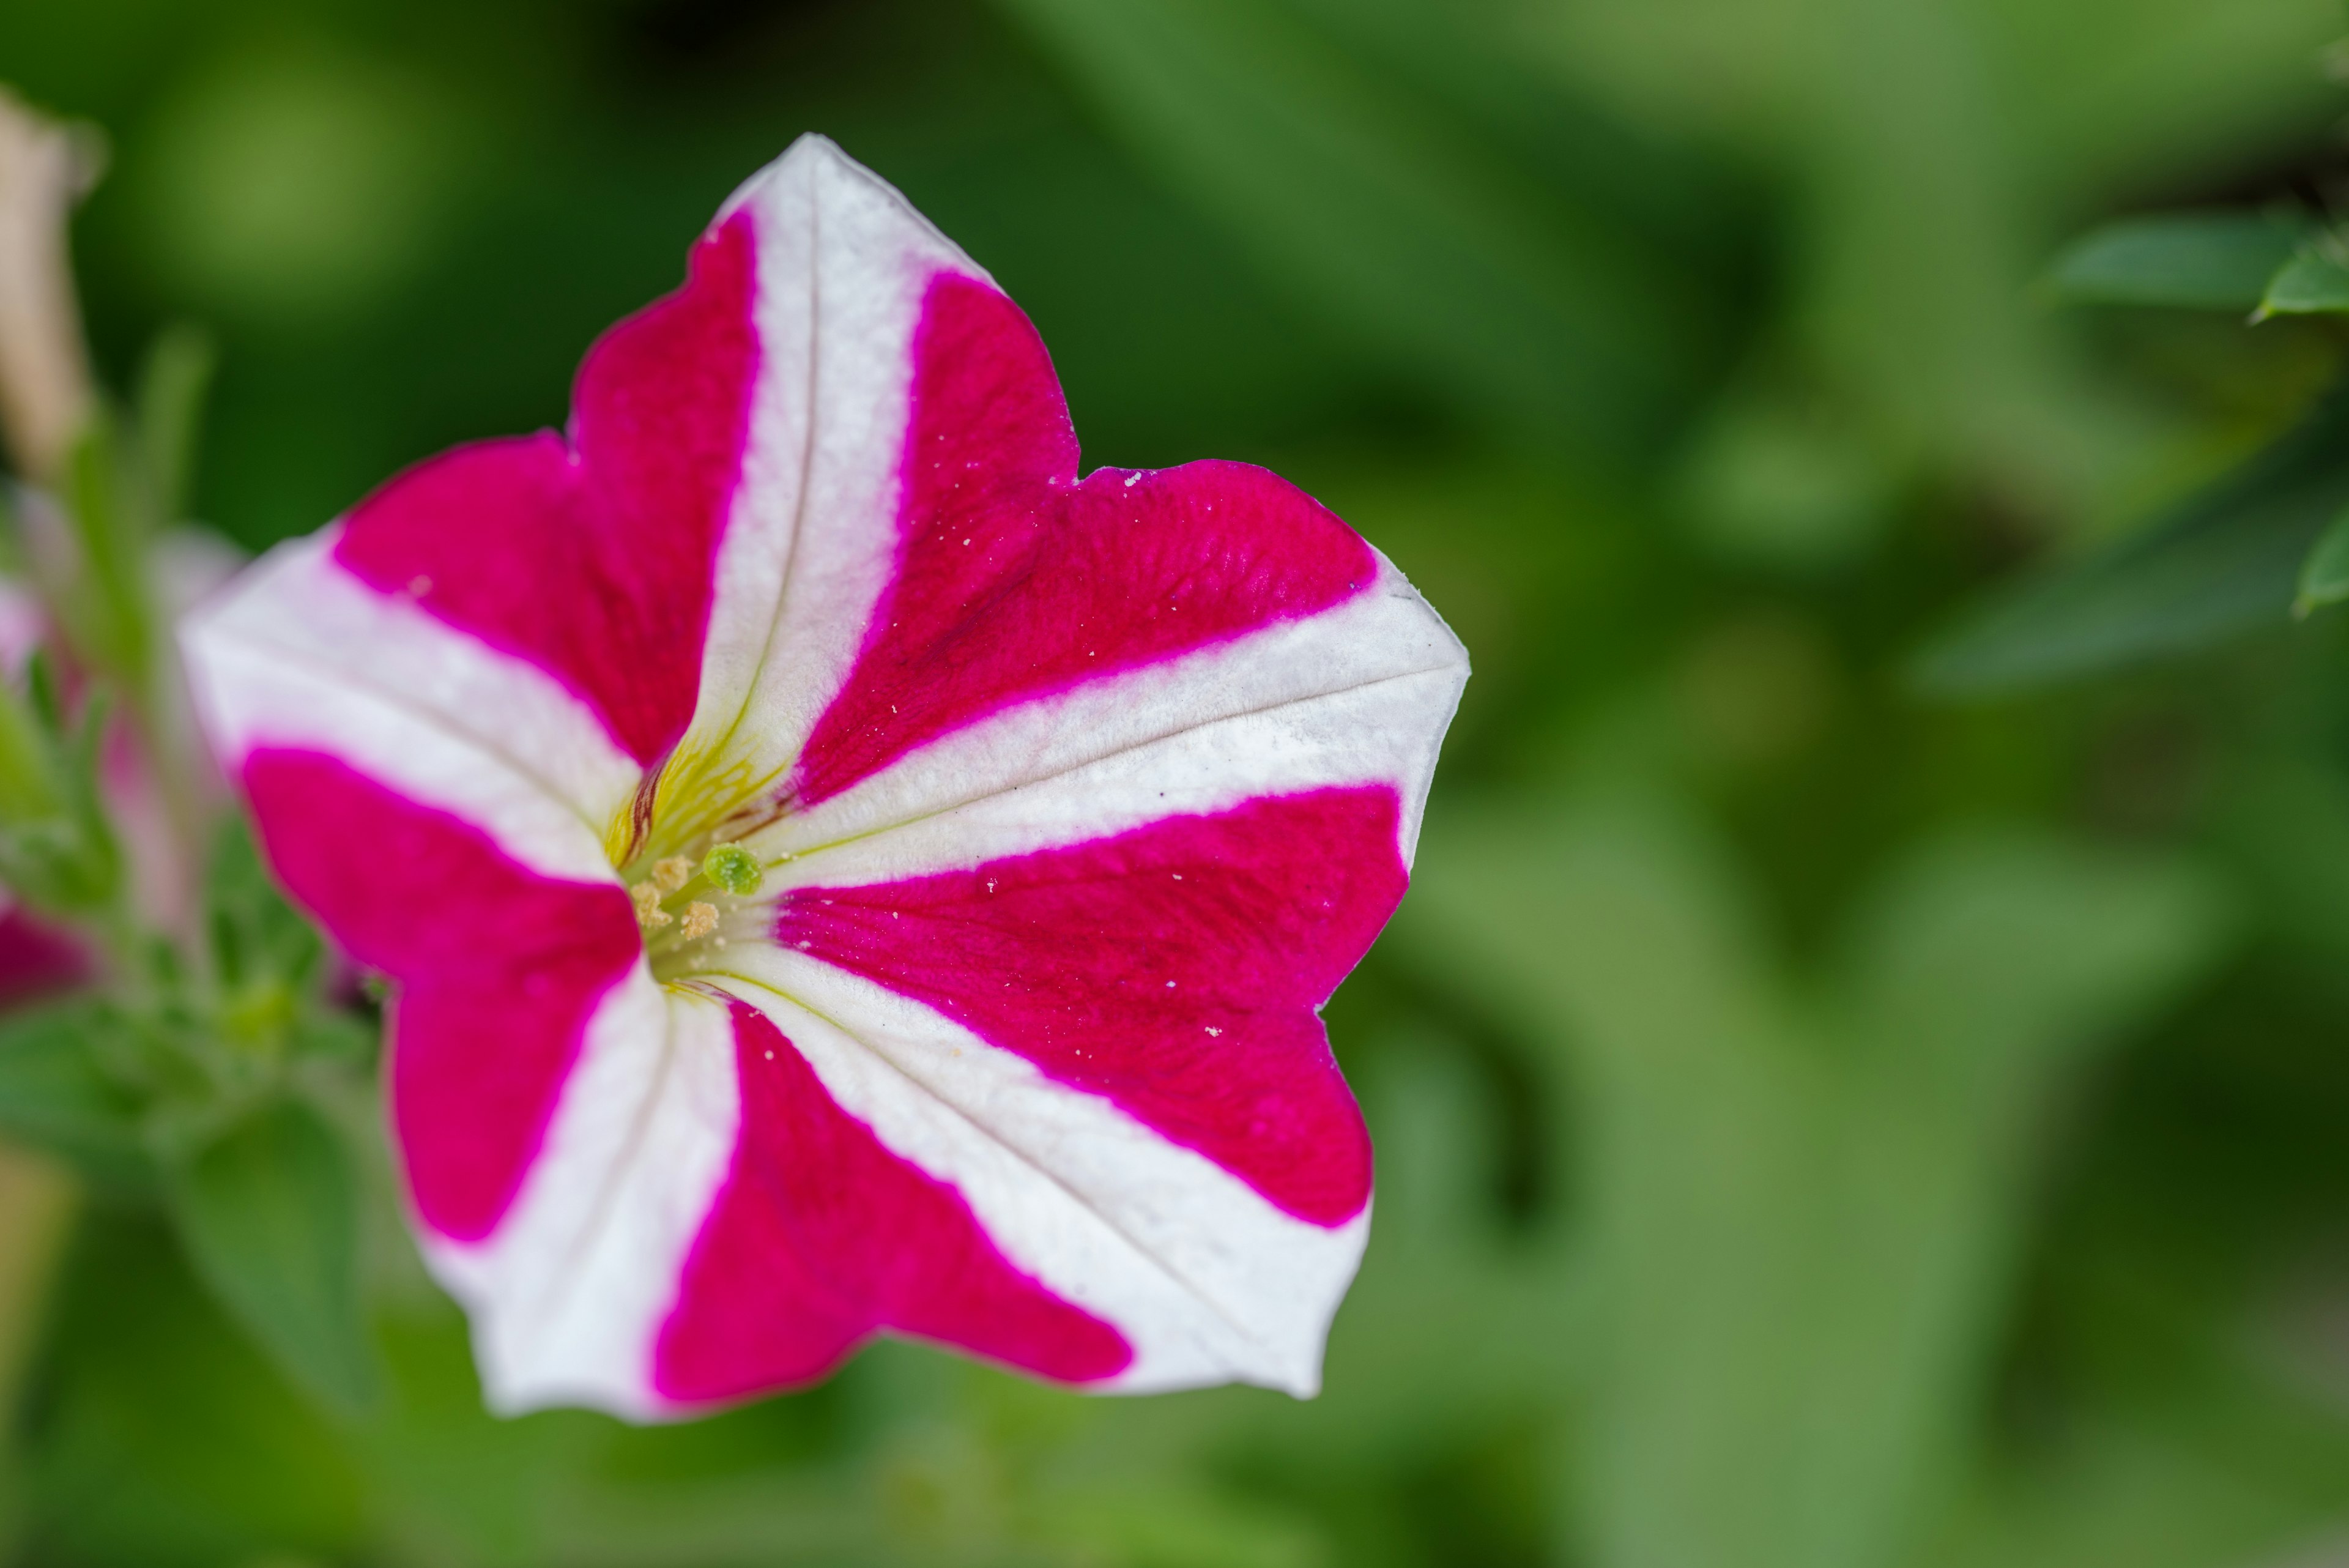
[716,130,985,286]
[718,131,881,221]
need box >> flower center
[625,841,770,984]
[607,741,798,983]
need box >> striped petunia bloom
[179,138,1466,1418]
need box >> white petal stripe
[431,978,740,1419]
[752,553,1466,887]
[184,608,618,886]
[182,529,641,839]
[712,970,1368,1396]
[677,138,979,806]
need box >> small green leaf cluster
[0,311,380,1421]
[0,329,217,924]
[0,822,379,1414]
[1915,209,2349,692]
[0,650,116,916]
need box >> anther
[630,880,672,929]
[680,902,719,941]
[652,855,696,894]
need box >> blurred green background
[15,0,2349,1563]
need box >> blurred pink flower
[182,139,1466,1417]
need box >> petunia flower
[179,138,1467,1418]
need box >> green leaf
[1397,797,2234,1568]
[166,1099,378,1414]
[205,819,334,1066]
[133,325,217,524]
[992,0,1743,458]
[2044,212,2304,310]
[289,1007,378,1071]
[206,818,321,997]
[0,669,62,827]
[30,1211,367,1565]
[59,414,155,685]
[0,675,122,917]
[2296,503,2349,616]
[0,1002,151,1190]
[2260,241,2349,318]
[1909,376,2349,694]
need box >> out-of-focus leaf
[0,677,61,831]
[1910,377,2349,694]
[132,325,215,524]
[1838,833,2233,1069]
[203,817,321,1035]
[1037,1485,1328,1568]
[2296,504,2349,616]
[0,1001,150,1191]
[1678,382,1898,569]
[992,0,1745,457]
[2213,760,2349,961]
[0,664,120,921]
[1920,1255,2349,1568]
[59,415,152,685]
[166,1099,377,1414]
[2261,243,2349,318]
[1397,795,2233,1568]
[23,1211,366,1568]
[2044,212,2303,310]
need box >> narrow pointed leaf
[60,415,154,682]
[2260,243,2349,317]
[1910,377,2349,694]
[167,1099,378,1413]
[135,325,217,523]
[2045,211,2305,310]
[2296,503,2349,616]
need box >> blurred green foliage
[12,0,2349,1564]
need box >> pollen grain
[630,880,673,930]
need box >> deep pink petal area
[793,275,1378,806]
[333,215,760,767]
[241,749,641,1242]
[777,788,1401,1225]
[654,1000,1131,1403]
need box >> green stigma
[702,843,763,897]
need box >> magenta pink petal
[654,999,1132,1402]
[334,215,761,768]
[243,749,641,1241]
[774,787,1401,1226]
[793,275,1376,806]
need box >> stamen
[630,880,672,929]
[652,855,696,894]
[680,901,719,941]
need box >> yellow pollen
[630,880,672,929]
[652,855,696,894]
[680,901,719,941]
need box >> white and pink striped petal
[180,136,1466,1418]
